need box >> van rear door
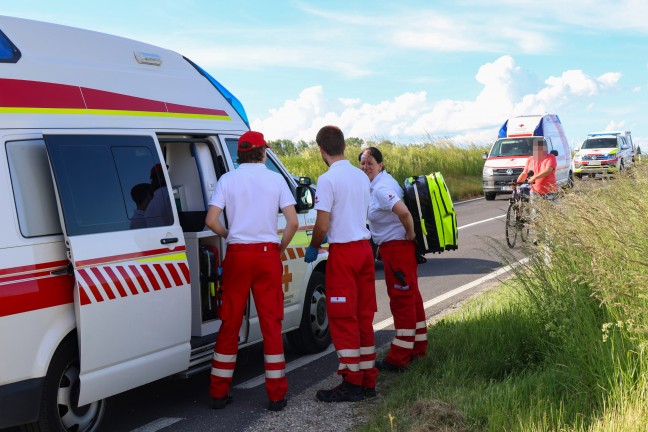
[43,130,191,405]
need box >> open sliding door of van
[43,130,191,405]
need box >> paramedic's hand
[405,229,416,242]
[304,245,319,263]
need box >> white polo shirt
[208,163,296,244]
[314,159,370,243]
[367,171,406,245]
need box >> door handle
[161,237,178,245]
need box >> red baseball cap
[238,131,269,152]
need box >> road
[4,195,523,432]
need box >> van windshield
[489,138,534,157]
[582,138,617,149]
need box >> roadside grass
[280,140,487,200]
[358,164,648,431]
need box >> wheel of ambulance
[505,203,518,248]
[567,171,574,188]
[575,173,583,180]
[286,271,331,354]
[25,336,106,432]
[484,192,496,201]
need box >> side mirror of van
[482,152,488,160]
[295,177,314,213]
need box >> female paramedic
[359,147,428,371]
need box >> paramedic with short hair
[205,131,298,412]
[359,147,427,372]
[304,125,378,402]
[517,138,558,201]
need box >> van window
[224,138,282,175]
[6,140,62,237]
[43,135,173,236]
[490,138,533,157]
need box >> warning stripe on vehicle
[76,261,189,305]
[0,78,231,121]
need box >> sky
[2,1,647,149]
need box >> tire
[567,171,574,188]
[575,173,583,180]
[23,337,106,432]
[485,192,496,201]
[505,203,517,248]
[286,271,331,354]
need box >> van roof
[498,114,563,138]
[0,15,248,132]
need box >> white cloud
[253,56,623,144]
[633,86,642,93]
[605,120,626,132]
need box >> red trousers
[326,240,378,388]
[380,240,428,367]
[210,243,287,402]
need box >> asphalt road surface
[4,194,526,432]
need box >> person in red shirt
[517,138,558,201]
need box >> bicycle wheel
[505,202,517,248]
[519,204,531,243]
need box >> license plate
[501,185,512,191]
[588,160,601,166]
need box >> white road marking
[458,214,505,230]
[373,257,528,330]
[235,256,528,389]
[130,417,184,432]
[454,196,485,204]
[234,345,336,389]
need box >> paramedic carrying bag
[402,172,458,255]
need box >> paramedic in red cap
[359,147,427,372]
[305,125,378,402]
[205,130,298,411]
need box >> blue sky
[2,1,647,149]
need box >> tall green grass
[358,165,648,431]
[278,139,487,200]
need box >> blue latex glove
[304,245,319,263]
[321,235,328,245]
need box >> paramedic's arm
[310,210,330,248]
[279,205,299,255]
[392,201,416,241]
[205,205,228,238]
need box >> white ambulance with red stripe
[482,114,574,200]
[0,16,330,432]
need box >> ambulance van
[0,16,330,432]
[482,114,573,200]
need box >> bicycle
[505,177,533,248]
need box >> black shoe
[210,394,233,409]
[376,359,408,373]
[416,254,427,264]
[316,381,364,403]
[268,399,287,411]
[363,387,377,398]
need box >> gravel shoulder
[243,278,504,432]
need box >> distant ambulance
[482,114,573,200]
[0,16,330,432]
[573,131,635,178]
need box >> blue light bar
[184,57,249,127]
[0,29,21,63]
